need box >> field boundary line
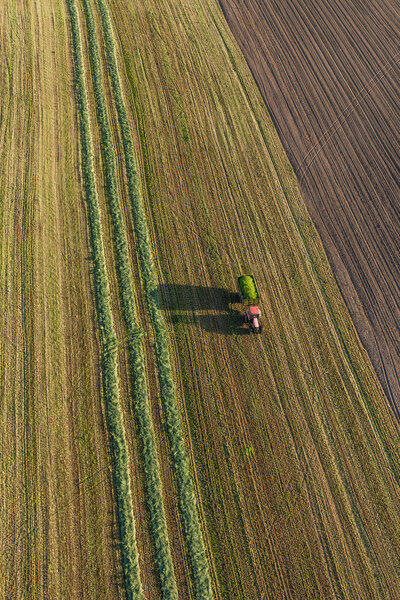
[80,0,179,596]
[66,1,144,597]
[211,11,400,476]
[95,1,214,597]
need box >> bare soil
[218,0,400,413]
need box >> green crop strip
[80,0,178,597]
[66,1,143,598]
[95,0,214,597]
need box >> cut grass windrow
[95,1,214,597]
[80,0,178,597]
[66,2,144,598]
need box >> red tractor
[244,305,263,334]
[238,275,263,334]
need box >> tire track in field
[79,0,179,597]
[94,1,214,597]
[65,1,144,597]
[0,6,38,594]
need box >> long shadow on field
[158,283,237,311]
[158,284,249,335]
[168,311,250,335]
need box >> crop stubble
[218,0,400,412]
[0,1,125,597]
[108,0,400,597]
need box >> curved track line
[297,50,400,182]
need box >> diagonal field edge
[95,0,214,597]
[80,0,179,597]
[65,1,144,598]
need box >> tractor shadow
[158,283,237,311]
[158,284,250,335]
[168,311,250,335]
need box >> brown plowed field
[218,0,400,413]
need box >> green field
[0,0,399,598]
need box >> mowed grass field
[218,0,400,412]
[0,1,125,597]
[0,0,399,599]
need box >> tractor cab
[248,305,261,319]
[244,304,261,322]
[244,305,263,333]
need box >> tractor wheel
[249,326,253,334]
[259,325,264,334]
[244,313,249,323]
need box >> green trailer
[237,275,260,305]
